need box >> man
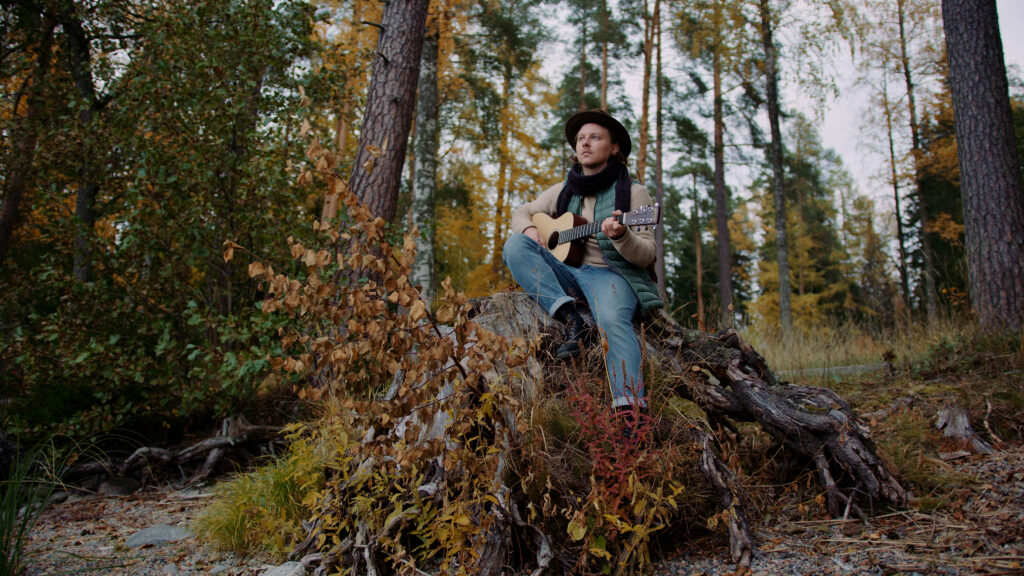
[502,109,662,415]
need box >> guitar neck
[556,215,622,245]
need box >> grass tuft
[1,439,59,576]
[193,436,323,558]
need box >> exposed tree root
[65,414,280,487]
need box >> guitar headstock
[622,203,661,228]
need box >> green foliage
[3,271,293,441]
[0,0,322,444]
[194,430,324,557]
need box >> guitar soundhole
[546,232,559,251]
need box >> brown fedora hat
[565,109,632,160]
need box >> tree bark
[491,70,512,276]
[600,0,609,110]
[410,14,439,303]
[941,0,1024,331]
[578,17,587,110]
[637,0,653,182]
[347,0,430,222]
[693,173,705,328]
[759,0,792,339]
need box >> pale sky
[819,0,1023,202]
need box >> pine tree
[942,0,1024,331]
[348,0,430,222]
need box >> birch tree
[410,9,441,302]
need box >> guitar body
[529,204,659,267]
[532,212,588,267]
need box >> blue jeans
[502,233,645,408]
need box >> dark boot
[554,304,589,360]
[615,405,646,443]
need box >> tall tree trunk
[579,18,587,110]
[942,0,1024,332]
[410,15,439,303]
[883,75,911,313]
[61,0,101,283]
[694,173,705,329]
[348,0,430,222]
[637,0,653,182]
[492,71,512,276]
[897,0,938,322]
[600,0,608,110]
[0,14,55,271]
[654,0,666,302]
[712,0,733,329]
[758,0,792,339]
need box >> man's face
[574,122,619,175]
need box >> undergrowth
[203,191,724,575]
[742,314,1022,376]
[205,185,1024,572]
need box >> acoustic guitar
[530,204,660,266]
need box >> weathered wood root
[66,414,280,486]
[695,428,753,566]
[653,316,908,517]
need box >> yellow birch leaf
[567,519,586,541]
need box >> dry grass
[740,314,1016,375]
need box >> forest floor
[22,369,1024,576]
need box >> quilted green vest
[566,185,664,315]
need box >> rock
[209,564,232,575]
[47,490,70,505]
[98,476,142,496]
[125,524,191,548]
[162,563,179,575]
[260,561,306,576]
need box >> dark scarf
[555,158,632,218]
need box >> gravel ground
[23,489,275,575]
[23,446,1024,575]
